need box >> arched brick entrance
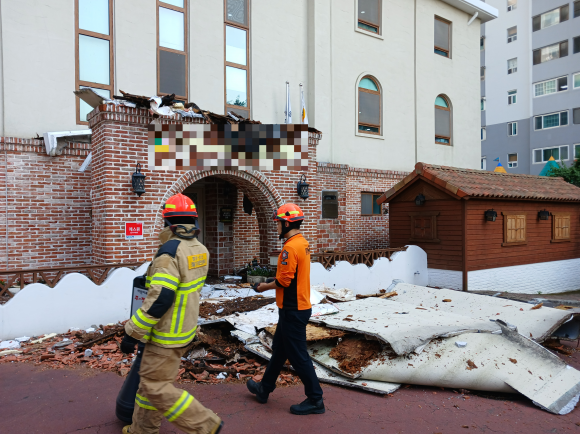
[157,170,283,276]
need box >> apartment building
[480,0,580,175]
[0,0,497,271]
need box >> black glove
[120,334,139,354]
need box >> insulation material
[310,297,500,356]
[264,324,347,342]
[308,322,580,415]
[388,283,578,342]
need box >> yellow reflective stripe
[150,273,179,290]
[164,391,193,422]
[135,394,157,411]
[190,205,196,209]
[177,276,206,293]
[165,204,176,209]
[131,308,158,331]
[145,276,152,288]
[277,210,300,217]
[178,295,188,333]
[150,327,197,345]
[171,292,183,334]
[151,325,197,338]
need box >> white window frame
[507,58,517,74]
[508,90,517,105]
[481,127,486,141]
[480,36,485,50]
[534,76,568,98]
[534,110,569,131]
[533,5,569,31]
[481,66,485,80]
[481,156,487,170]
[481,97,486,111]
[507,153,518,168]
[508,122,517,136]
[355,0,384,40]
[533,145,569,164]
[507,0,517,12]
[574,143,580,160]
[507,26,517,43]
[574,72,580,90]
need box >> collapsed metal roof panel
[309,297,500,356]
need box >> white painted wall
[0,264,149,341]
[0,0,483,173]
[428,268,463,290]
[310,245,428,294]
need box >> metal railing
[0,262,145,299]
[310,247,408,269]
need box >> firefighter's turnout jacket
[125,225,208,348]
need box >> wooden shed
[378,163,580,292]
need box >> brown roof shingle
[378,162,580,203]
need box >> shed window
[322,191,339,219]
[552,214,571,242]
[503,213,527,246]
[358,0,381,34]
[361,193,382,215]
[409,212,440,243]
[358,76,381,135]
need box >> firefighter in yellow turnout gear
[121,194,223,434]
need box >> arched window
[358,76,381,135]
[435,95,451,144]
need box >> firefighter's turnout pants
[131,344,219,434]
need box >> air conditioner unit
[507,5,514,11]
[508,68,517,74]
[507,35,517,43]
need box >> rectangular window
[481,127,486,141]
[508,122,517,136]
[361,193,382,216]
[534,111,568,130]
[507,58,517,74]
[552,214,571,242]
[575,144,580,159]
[481,66,485,80]
[507,26,517,43]
[75,0,113,124]
[434,16,451,58]
[574,36,580,54]
[508,153,518,168]
[534,76,568,97]
[576,0,580,18]
[533,5,569,31]
[225,0,250,119]
[157,0,187,101]
[533,41,568,65]
[575,73,580,89]
[358,0,381,34]
[409,212,440,243]
[533,145,569,163]
[503,213,527,246]
[481,97,486,111]
[480,37,485,50]
[508,0,517,11]
[322,191,339,219]
[508,90,517,105]
[481,157,487,170]
[574,108,580,124]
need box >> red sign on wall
[125,222,144,240]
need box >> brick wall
[233,189,260,270]
[0,137,92,270]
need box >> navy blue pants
[261,308,323,401]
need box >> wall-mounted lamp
[538,209,550,220]
[415,194,425,206]
[297,174,309,200]
[131,163,146,197]
[484,209,497,222]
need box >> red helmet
[272,203,305,223]
[162,193,198,219]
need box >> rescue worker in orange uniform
[247,203,325,415]
[120,193,223,434]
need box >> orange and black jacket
[275,233,311,310]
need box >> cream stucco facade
[0,0,495,172]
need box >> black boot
[247,379,269,404]
[290,398,325,415]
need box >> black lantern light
[538,209,550,220]
[131,163,146,197]
[297,174,309,200]
[415,194,425,206]
[484,209,497,222]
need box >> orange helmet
[162,193,198,219]
[273,203,305,223]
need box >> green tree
[547,158,580,187]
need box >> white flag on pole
[285,81,292,124]
[300,83,308,125]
